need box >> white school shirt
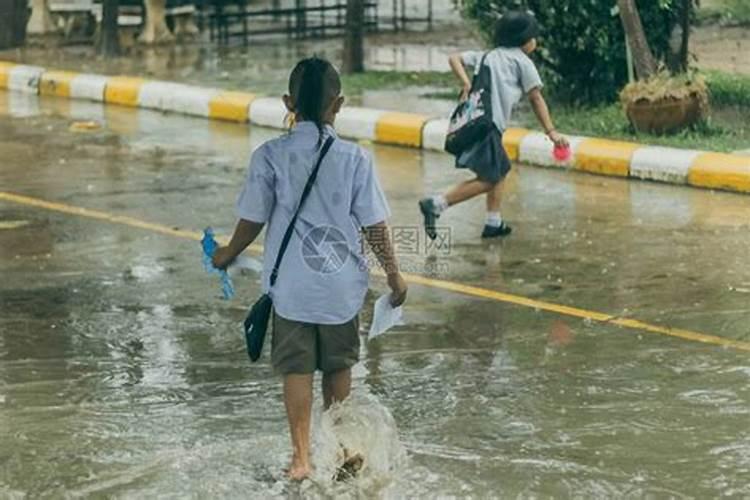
[461,47,544,133]
[236,121,391,324]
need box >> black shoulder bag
[444,52,494,156]
[243,136,335,362]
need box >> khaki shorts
[271,312,360,374]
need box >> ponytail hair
[288,56,342,143]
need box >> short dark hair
[288,57,342,140]
[494,11,540,48]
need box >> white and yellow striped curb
[248,97,286,129]
[1,60,749,194]
[138,81,219,117]
[630,146,701,184]
[1,63,45,94]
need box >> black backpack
[444,52,494,156]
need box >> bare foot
[334,449,364,482]
[287,461,312,481]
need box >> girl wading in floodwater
[420,11,569,239]
[212,57,408,481]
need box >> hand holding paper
[368,293,405,339]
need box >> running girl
[420,11,569,239]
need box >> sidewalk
[1,60,749,194]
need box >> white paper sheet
[368,293,404,339]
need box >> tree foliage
[460,0,693,103]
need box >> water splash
[303,393,407,499]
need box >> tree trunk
[677,0,691,72]
[343,0,365,74]
[98,0,120,56]
[617,0,657,80]
[0,0,28,48]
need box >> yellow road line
[0,192,262,252]
[1,190,748,353]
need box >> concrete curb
[1,60,749,194]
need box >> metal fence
[202,0,435,45]
[204,1,377,44]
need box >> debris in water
[69,120,102,132]
[548,320,574,346]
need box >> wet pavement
[1,91,750,498]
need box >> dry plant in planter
[620,71,710,134]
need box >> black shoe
[481,222,512,238]
[419,198,440,240]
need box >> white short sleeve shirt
[461,47,544,133]
[236,121,391,324]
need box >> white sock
[432,194,449,214]
[486,212,503,227]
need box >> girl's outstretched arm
[528,87,569,147]
[212,219,264,269]
[449,54,472,101]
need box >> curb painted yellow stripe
[208,91,255,122]
[375,112,428,148]
[575,138,640,177]
[0,61,16,89]
[2,189,749,353]
[104,76,145,107]
[502,127,532,161]
[688,152,750,193]
[39,70,79,97]
[2,61,750,196]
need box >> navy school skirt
[455,129,511,184]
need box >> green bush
[460,0,691,104]
[722,0,750,24]
[705,70,750,107]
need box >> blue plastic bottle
[201,227,235,300]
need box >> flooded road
[1,91,750,498]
